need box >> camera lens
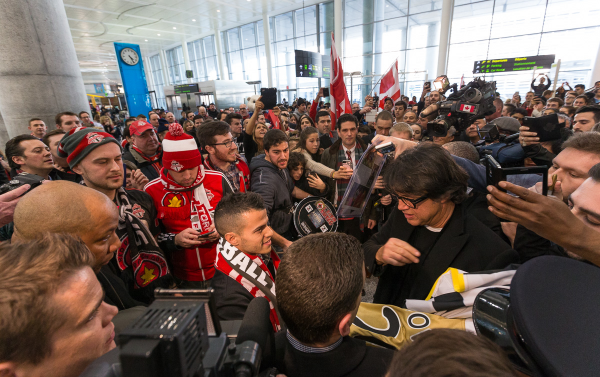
[463,88,482,102]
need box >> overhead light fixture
[217,9,220,12]
[145,39,148,41]
[192,19,196,22]
[157,33,161,36]
[173,27,177,29]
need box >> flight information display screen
[295,50,331,79]
[473,54,555,74]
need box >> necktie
[346,150,353,168]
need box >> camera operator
[275,233,395,377]
[58,127,171,304]
[5,134,77,181]
[463,118,486,145]
[212,192,280,329]
[0,234,118,377]
[363,143,518,306]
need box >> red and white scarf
[215,238,281,331]
[160,165,214,234]
[132,144,163,164]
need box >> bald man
[13,181,144,311]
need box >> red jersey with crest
[145,167,234,281]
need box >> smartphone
[424,81,431,89]
[198,230,215,239]
[260,87,278,110]
[322,87,330,97]
[523,113,561,142]
[342,159,352,168]
[485,155,548,196]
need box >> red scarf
[215,238,281,331]
[159,166,214,234]
[132,144,163,164]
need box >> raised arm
[245,97,264,136]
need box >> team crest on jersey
[131,203,145,218]
[161,192,186,208]
[86,132,105,144]
[133,251,169,288]
[171,160,183,172]
[205,189,214,201]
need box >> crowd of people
[1,76,600,377]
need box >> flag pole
[367,58,399,97]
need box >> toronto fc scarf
[131,144,163,164]
[115,187,172,302]
[160,165,214,234]
[215,238,281,331]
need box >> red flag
[330,33,352,119]
[460,74,465,88]
[378,59,401,109]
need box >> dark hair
[214,192,265,236]
[217,111,228,121]
[589,163,600,182]
[299,114,315,129]
[77,111,89,118]
[224,112,242,125]
[0,233,95,365]
[197,120,231,148]
[575,105,600,124]
[510,108,528,117]
[542,90,553,98]
[193,115,204,122]
[6,135,39,169]
[443,141,480,164]
[575,84,585,90]
[395,101,408,111]
[562,131,600,156]
[376,110,394,123]
[263,129,288,151]
[296,126,319,152]
[387,329,517,377]
[276,233,364,344]
[385,143,468,204]
[560,105,576,117]
[42,129,66,148]
[28,118,43,127]
[336,113,359,130]
[358,125,371,134]
[547,97,564,107]
[54,111,77,126]
[316,110,331,124]
[503,104,516,114]
[136,114,147,120]
[123,124,131,139]
[575,95,590,105]
[288,151,306,172]
[544,108,558,115]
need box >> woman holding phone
[291,127,353,180]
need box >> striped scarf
[215,238,281,331]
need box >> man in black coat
[363,143,518,307]
[274,233,395,377]
[212,192,279,323]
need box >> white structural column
[214,30,227,80]
[589,40,600,88]
[0,0,89,137]
[437,0,455,77]
[159,50,170,85]
[262,14,274,88]
[334,0,343,58]
[181,37,192,83]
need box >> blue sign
[94,83,105,94]
[114,43,152,117]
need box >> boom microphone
[236,297,276,371]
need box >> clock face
[120,48,139,66]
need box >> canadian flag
[378,59,401,109]
[330,33,352,119]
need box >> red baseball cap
[129,120,154,136]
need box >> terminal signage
[174,84,199,94]
[295,50,331,79]
[473,54,555,74]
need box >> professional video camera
[423,75,497,137]
[80,289,277,377]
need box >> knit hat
[489,116,521,134]
[157,123,169,134]
[162,123,201,172]
[58,126,121,168]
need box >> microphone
[236,297,276,371]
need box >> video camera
[424,75,497,137]
[80,289,276,377]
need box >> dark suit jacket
[274,332,394,377]
[212,269,254,321]
[363,204,519,307]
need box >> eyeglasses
[209,140,234,148]
[391,193,428,209]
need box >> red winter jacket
[145,167,234,281]
[203,157,251,193]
